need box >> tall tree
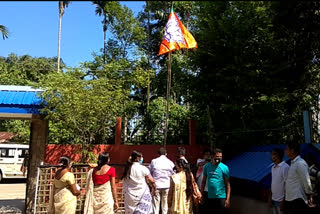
[189,1,320,158]
[57,1,71,73]
[92,1,120,64]
[0,25,9,40]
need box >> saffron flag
[158,7,197,55]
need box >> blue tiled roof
[246,144,286,152]
[0,85,44,114]
[225,143,320,189]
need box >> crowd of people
[48,141,320,214]
[269,141,320,214]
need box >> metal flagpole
[164,52,172,148]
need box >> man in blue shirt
[200,148,231,214]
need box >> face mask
[139,157,144,164]
[214,158,221,164]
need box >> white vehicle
[0,143,29,182]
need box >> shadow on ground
[0,199,24,213]
[0,179,26,213]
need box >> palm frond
[59,1,71,17]
[63,1,71,8]
[0,25,9,40]
[93,1,107,16]
[95,7,103,16]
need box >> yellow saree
[51,172,77,214]
[168,171,193,214]
[84,169,114,214]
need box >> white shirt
[285,156,312,203]
[271,161,289,201]
[123,162,150,197]
[180,156,188,163]
[196,158,208,191]
[149,155,175,189]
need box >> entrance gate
[0,85,48,213]
[34,164,125,214]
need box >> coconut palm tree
[92,1,116,64]
[0,25,9,40]
[57,1,71,73]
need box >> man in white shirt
[177,147,188,163]
[149,147,175,214]
[284,141,313,214]
[269,148,289,214]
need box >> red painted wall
[45,118,208,165]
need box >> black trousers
[198,191,208,214]
[202,198,226,214]
[284,199,310,214]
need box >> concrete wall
[45,118,207,165]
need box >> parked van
[0,143,29,181]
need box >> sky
[0,1,145,68]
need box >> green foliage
[126,97,190,145]
[2,1,320,161]
[0,54,59,145]
[0,120,30,144]
[189,1,320,158]
[38,71,127,144]
[110,4,146,57]
[0,53,59,85]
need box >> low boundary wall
[45,119,208,165]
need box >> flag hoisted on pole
[159,5,197,148]
[158,6,197,56]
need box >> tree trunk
[207,105,215,149]
[57,14,62,73]
[103,15,106,64]
[147,73,150,106]
[186,89,190,109]
[147,2,151,106]
[124,117,128,144]
[81,135,86,163]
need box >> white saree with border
[84,168,114,214]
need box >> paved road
[0,179,26,213]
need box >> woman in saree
[168,158,202,214]
[84,152,119,214]
[122,150,157,214]
[51,156,81,214]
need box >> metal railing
[122,117,189,145]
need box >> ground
[0,179,272,214]
[0,179,26,213]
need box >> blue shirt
[203,162,230,199]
